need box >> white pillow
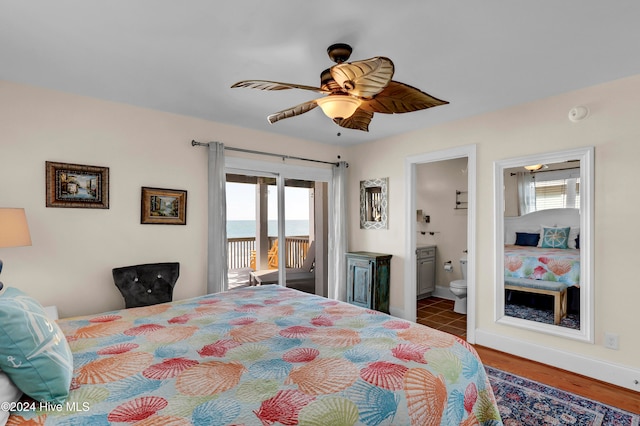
[0,370,23,425]
[567,227,580,249]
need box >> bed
[3,284,502,425]
[504,245,580,286]
[504,208,580,286]
[503,208,581,323]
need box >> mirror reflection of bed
[502,161,582,329]
[503,208,580,328]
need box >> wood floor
[418,297,640,415]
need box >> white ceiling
[2,1,639,146]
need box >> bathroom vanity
[416,245,436,299]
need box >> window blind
[534,178,580,210]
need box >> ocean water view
[227,220,310,238]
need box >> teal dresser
[346,251,392,314]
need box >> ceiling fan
[231,43,449,132]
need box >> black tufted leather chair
[112,262,179,308]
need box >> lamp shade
[316,96,361,120]
[0,208,32,248]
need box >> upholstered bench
[504,277,568,325]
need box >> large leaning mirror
[494,147,594,342]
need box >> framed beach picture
[141,187,187,225]
[45,161,109,209]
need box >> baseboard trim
[475,329,640,392]
[433,286,454,300]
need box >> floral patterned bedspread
[9,285,502,425]
[504,245,580,287]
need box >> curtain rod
[191,140,344,167]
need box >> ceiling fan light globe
[524,164,544,171]
[316,96,361,120]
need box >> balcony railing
[227,237,255,270]
[227,236,310,270]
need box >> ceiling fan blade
[360,81,449,114]
[330,57,394,98]
[231,80,329,94]
[333,108,374,132]
[267,100,319,124]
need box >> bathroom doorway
[415,157,469,339]
[404,145,476,343]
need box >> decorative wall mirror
[494,147,594,342]
[360,177,388,229]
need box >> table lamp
[0,208,32,291]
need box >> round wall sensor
[568,106,589,122]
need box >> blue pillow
[0,287,73,403]
[540,227,571,249]
[515,232,540,247]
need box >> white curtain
[517,172,536,215]
[328,161,348,301]
[207,142,228,293]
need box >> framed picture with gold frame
[140,187,187,225]
[45,161,109,209]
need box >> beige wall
[0,80,341,318]
[2,73,639,385]
[346,73,640,376]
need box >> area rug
[505,302,580,330]
[486,366,639,425]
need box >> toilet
[449,257,468,314]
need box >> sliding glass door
[224,157,330,295]
[225,172,279,286]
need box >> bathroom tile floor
[417,297,467,339]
